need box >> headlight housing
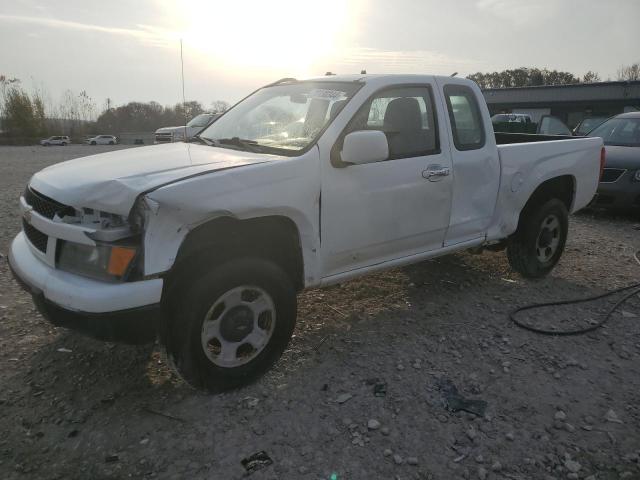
[634,170,640,182]
[57,241,138,282]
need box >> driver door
[318,83,453,278]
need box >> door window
[443,85,485,151]
[345,86,439,159]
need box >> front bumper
[8,232,163,343]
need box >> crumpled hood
[603,145,640,169]
[29,143,280,216]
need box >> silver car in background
[40,136,70,146]
[85,135,117,145]
[588,112,640,210]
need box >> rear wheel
[162,258,297,392]
[507,198,568,278]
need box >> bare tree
[78,90,97,123]
[211,100,230,113]
[617,62,640,81]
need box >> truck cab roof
[284,73,471,84]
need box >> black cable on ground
[509,251,640,336]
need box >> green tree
[2,86,38,143]
[31,90,47,138]
[582,71,601,83]
[94,100,206,134]
[467,67,580,88]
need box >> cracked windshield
[200,81,359,153]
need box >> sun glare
[168,0,351,76]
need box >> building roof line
[482,80,640,92]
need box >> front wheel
[162,258,297,392]
[507,198,568,278]
[61,142,67,146]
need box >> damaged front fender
[138,148,322,285]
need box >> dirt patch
[0,146,639,479]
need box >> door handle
[422,165,451,181]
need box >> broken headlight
[57,241,138,282]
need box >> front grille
[600,168,626,183]
[155,133,173,143]
[23,219,48,253]
[24,187,74,219]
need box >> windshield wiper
[188,135,211,145]
[217,137,258,146]
[211,137,263,152]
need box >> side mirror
[341,130,389,165]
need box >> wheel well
[513,175,574,237]
[525,175,575,213]
[166,215,305,293]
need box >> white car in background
[85,135,117,145]
[40,136,70,146]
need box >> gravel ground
[0,145,639,480]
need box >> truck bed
[486,135,603,242]
[495,132,576,144]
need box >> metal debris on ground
[141,406,186,423]
[373,382,387,397]
[436,377,487,417]
[241,451,273,474]
[335,393,353,404]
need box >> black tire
[507,198,568,278]
[61,142,67,146]
[162,258,297,392]
[108,141,114,145]
[91,141,96,145]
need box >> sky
[1,0,639,112]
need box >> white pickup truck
[154,112,220,144]
[9,74,604,391]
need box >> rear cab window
[443,85,485,151]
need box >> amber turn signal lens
[107,246,137,276]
